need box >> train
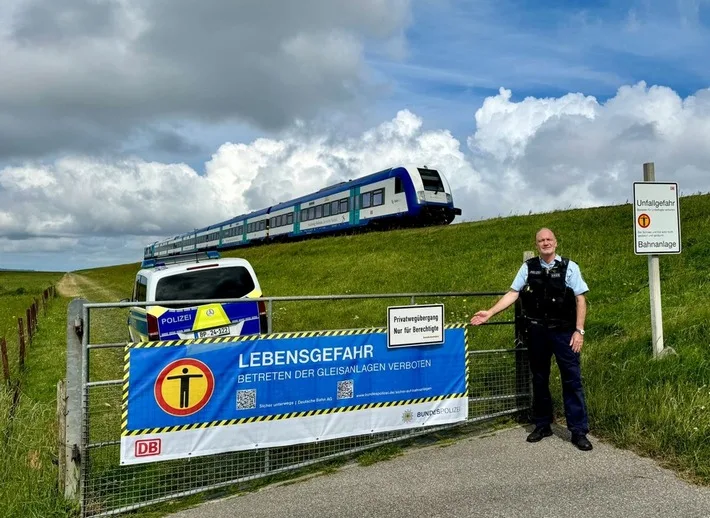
[143,164,462,260]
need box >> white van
[127,251,267,342]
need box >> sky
[1,0,709,272]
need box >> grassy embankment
[5,192,710,517]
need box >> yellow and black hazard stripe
[125,323,467,349]
[121,323,470,437]
[122,392,468,437]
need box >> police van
[127,251,267,342]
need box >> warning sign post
[634,163,681,359]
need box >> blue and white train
[143,165,462,260]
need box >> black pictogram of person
[167,367,204,408]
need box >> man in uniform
[470,228,593,451]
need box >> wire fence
[75,292,531,517]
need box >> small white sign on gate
[387,304,444,348]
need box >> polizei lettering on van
[160,314,192,325]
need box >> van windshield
[155,266,256,304]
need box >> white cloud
[460,81,710,218]
[1,81,710,271]
[0,0,412,160]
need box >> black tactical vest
[519,257,577,329]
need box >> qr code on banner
[337,380,353,400]
[237,389,256,410]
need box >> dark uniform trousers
[528,323,589,435]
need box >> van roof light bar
[141,250,220,268]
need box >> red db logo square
[135,439,161,457]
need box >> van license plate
[196,326,230,338]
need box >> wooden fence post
[0,337,10,384]
[26,308,32,344]
[18,318,25,370]
[33,300,38,331]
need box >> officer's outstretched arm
[470,290,519,326]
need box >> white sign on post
[633,182,681,255]
[387,304,444,348]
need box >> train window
[323,203,330,217]
[309,207,316,220]
[417,168,445,192]
[373,189,384,206]
[340,199,349,213]
[287,213,293,225]
[362,192,372,208]
[315,205,322,218]
[331,200,339,214]
[260,221,266,231]
[395,177,403,194]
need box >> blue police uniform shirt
[510,254,589,296]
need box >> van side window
[134,278,147,302]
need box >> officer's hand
[570,331,584,353]
[470,311,491,326]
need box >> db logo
[135,439,161,457]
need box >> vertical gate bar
[80,303,90,516]
[267,299,273,334]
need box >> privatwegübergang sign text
[120,328,468,465]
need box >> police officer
[470,228,592,451]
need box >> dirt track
[56,273,122,301]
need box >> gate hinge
[74,317,84,339]
[71,444,81,463]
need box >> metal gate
[70,292,530,517]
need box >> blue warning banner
[121,327,468,464]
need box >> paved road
[169,425,710,518]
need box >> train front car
[401,166,462,224]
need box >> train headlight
[446,193,452,203]
[416,190,426,202]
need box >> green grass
[5,193,710,516]
[0,271,64,381]
[0,283,73,518]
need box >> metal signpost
[633,162,681,358]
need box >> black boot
[526,425,553,442]
[571,434,593,451]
